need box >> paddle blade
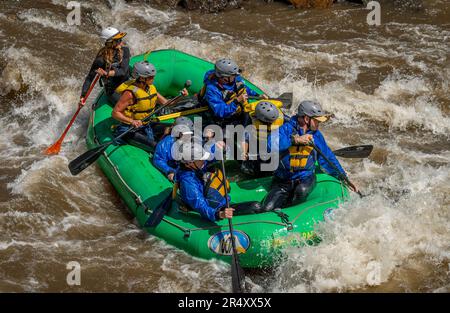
[333,145,373,158]
[144,192,172,228]
[277,92,293,109]
[68,143,109,175]
[231,252,245,293]
[44,140,63,155]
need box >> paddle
[271,143,374,164]
[68,80,191,176]
[249,92,293,109]
[310,142,364,198]
[219,149,245,293]
[44,73,100,155]
[332,145,373,159]
[144,184,176,228]
[154,106,209,122]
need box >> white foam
[272,161,450,292]
[7,157,67,197]
[17,9,80,34]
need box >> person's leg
[291,174,317,205]
[260,179,293,212]
[113,124,131,145]
[114,123,157,149]
[139,124,157,148]
[240,160,258,176]
[232,201,262,215]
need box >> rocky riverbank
[127,0,423,12]
[127,0,338,13]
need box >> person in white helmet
[80,27,130,105]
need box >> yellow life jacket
[249,108,284,142]
[115,79,158,121]
[204,168,230,198]
[288,145,314,172]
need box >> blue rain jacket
[268,115,347,181]
[202,69,259,119]
[152,135,178,177]
[176,160,229,222]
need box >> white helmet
[173,139,210,164]
[100,27,126,42]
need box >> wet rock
[182,0,246,12]
[287,0,335,9]
[346,0,423,10]
[128,0,246,13]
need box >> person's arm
[314,131,346,178]
[241,140,249,160]
[235,75,258,98]
[153,138,176,177]
[180,178,221,222]
[205,86,238,118]
[112,91,142,128]
[81,58,103,98]
[267,123,292,153]
[156,92,168,105]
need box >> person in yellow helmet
[112,61,188,149]
[80,27,130,106]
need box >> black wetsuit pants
[261,175,317,212]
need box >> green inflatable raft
[85,49,349,268]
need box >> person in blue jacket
[262,100,359,212]
[152,117,194,182]
[198,58,268,124]
[174,138,234,222]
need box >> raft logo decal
[208,230,250,256]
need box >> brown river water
[0,0,449,292]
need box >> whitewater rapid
[0,0,448,292]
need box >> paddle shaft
[116,79,192,136]
[155,106,209,121]
[46,74,100,153]
[248,96,282,101]
[62,73,100,137]
[219,153,245,293]
[310,142,363,198]
[93,91,187,147]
